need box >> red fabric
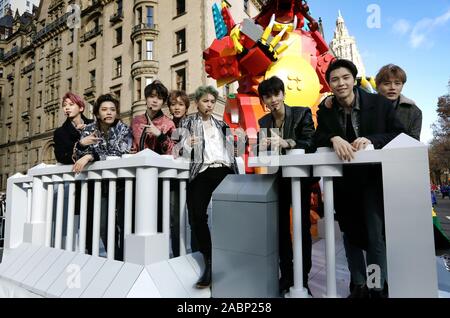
[131,113,176,155]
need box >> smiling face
[261,90,285,113]
[169,96,188,119]
[377,76,404,101]
[97,101,118,126]
[146,90,165,113]
[329,67,356,101]
[63,98,83,120]
[196,93,216,119]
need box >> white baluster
[178,172,189,256]
[323,177,337,297]
[283,161,310,298]
[135,167,158,235]
[107,179,116,260]
[314,163,342,298]
[26,187,32,223]
[65,180,76,251]
[54,181,64,249]
[44,182,54,247]
[124,178,133,236]
[79,181,88,254]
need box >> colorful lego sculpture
[203,0,336,173]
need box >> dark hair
[168,90,190,109]
[194,85,219,102]
[375,64,407,86]
[93,93,120,120]
[325,59,358,83]
[258,76,285,98]
[62,92,85,111]
[144,80,169,103]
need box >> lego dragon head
[255,0,318,32]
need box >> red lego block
[205,56,240,80]
[203,36,236,60]
[241,34,257,50]
[311,30,329,54]
[239,47,272,76]
[221,7,235,33]
[316,53,334,93]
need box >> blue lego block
[212,3,228,40]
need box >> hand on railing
[331,136,356,162]
[72,154,94,173]
[352,137,372,151]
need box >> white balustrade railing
[249,134,438,298]
[4,149,190,265]
[3,135,438,297]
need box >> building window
[112,88,121,103]
[27,75,32,89]
[137,7,142,24]
[114,57,122,78]
[7,125,11,143]
[67,78,72,91]
[68,52,73,68]
[36,116,41,133]
[26,97,31,111]
[116,0,123,14]
[146,40,153,60]
[175,29,186,53]
[39,67,43,81]
[175,68,186,91]
[115,27,122,45]
[136,78,141,101]
[23,144,28,164]
[51,58,56,74]
[137,41,142,60]
[50,84,54,101]
[89,43,96,60]
[0,68,3,78]
[89,70,96,88]
[69,29,74,43]
[53,36,59,49]
[9,81,14,96]
[176,0,186,16]
[146,6,154,27]
[38,91,42,107]
[25,123,30,139]
[35,149,39,164]
[9,103,13,117]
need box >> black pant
[186,167,232,257]
[278,173,313,286]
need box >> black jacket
[53,115,93,164]
[258,104,316,154]
[314,87,405,149]
[314,88,405,248]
